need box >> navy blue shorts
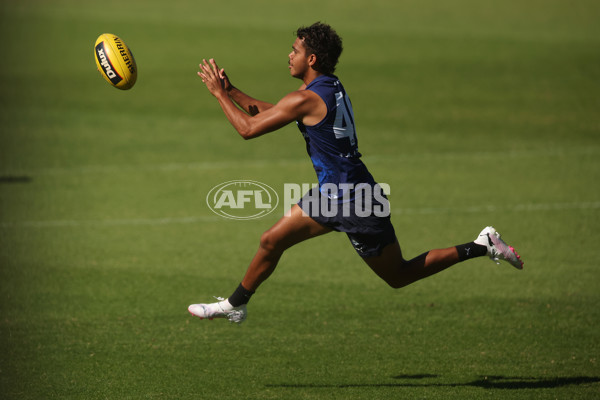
[297,186,397,258]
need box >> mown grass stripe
[2,201,597,229]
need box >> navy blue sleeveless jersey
[296,75,376,201]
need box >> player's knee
[390,262,420,289]
[387,262,412,289]
[387,279,409,289]
[259,229,283,253]
[378,260,410,289]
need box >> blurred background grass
[1,0,599,398]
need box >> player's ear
[307,53,317,67]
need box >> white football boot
[475,226,523,269]
[188,297,247,324]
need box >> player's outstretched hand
[198,58,231,96]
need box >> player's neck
[302,69,323,86]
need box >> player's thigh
[262,204,332,250]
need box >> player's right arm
[214,88,315,140]
[218,68,274,115]
[199,58,322,140]
[228,87,274,116]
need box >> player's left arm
[199,58,315,140]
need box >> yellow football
[94,33,137,90]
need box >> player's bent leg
[363,241,461,289]
[241,204,332,291]
[363,225,523,289]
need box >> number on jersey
[333,91,357,146]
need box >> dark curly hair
[296,22,343,75]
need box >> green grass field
[1,0,599,398]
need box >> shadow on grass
[466,375,600,389]
[266,375,600,389]
[0,176,32,184]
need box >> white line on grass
[392,201,600,215]
[1,201,598,229]
[2,146,597,176]
[0,215,221,228]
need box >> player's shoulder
[278,87,321,108]
[270,87,325,123]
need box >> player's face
[288,37,310,79]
